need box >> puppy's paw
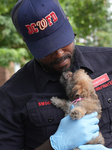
[70,109,82,120]
[50,97,63,108]
[50,97,59,106]
[70,107,86,120]
[50,97,56,102]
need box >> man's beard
[39,49,75,75]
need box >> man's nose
[52,49,64,58]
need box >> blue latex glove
[50,109,99,150]
[79,144,112,150]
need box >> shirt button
[108,98,112,104]
[48,117,54,123]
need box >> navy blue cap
[11,0,74,59]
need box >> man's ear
[67,16,69,20]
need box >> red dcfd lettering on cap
[25,11,58,35]
[36,18,48,30]
[25,23,39,34]
[45,11,58,26]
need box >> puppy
[50,69,105,150]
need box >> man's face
[38,41,75,74]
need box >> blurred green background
[0,0,112,67]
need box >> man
[0,0,112,150]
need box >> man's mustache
[50,54,71,65]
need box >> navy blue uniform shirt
[0,45,112,150]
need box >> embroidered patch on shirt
[93,73,110,88]
[95,80,112,91]
[38,101,51,106]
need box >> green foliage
[0,47,31,67]
[85,19,112,47]
[59,0,112,47]
[0,0,18,15]
[59,0,110,36]
[0,15,24,48]
[0,0,34,67]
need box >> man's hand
[79,144,112,150]
[50,111,99,150]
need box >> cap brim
[25,19,75,59]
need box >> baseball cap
[11,0,75,59]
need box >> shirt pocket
[26,93,65,127]
[97,87,112,139]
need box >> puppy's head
[60,69,96,100]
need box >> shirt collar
[34,59,60,92]
[74,45,94,72]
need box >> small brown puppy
[50,69,105,150]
